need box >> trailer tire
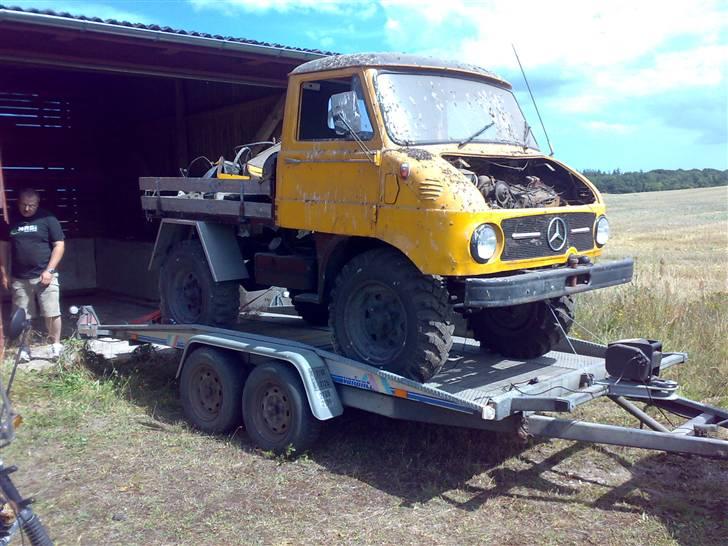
[292,300,329,327]
[469,296,574,358]
[180,347,247,434]
[242,362,320,453]
[329,248,454,382]
[160,240,240,326]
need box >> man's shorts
[11,273,61,318]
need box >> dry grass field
[3,186,727,545]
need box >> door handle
[285,158,302,164]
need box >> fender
[178,334,343,421]
[149,219,247,282]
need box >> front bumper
[463,258,634,308]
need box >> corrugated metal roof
[0,4,332,59]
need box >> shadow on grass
[85,348,728,545]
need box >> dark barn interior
[0,6,322,299]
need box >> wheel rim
[189,363,223,423]
[170,270,203,322]
[256,382,292,439]
[345,281,407,364]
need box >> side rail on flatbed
[140,176,273,221]
[76,306,728,459]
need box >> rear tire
[468,296,574,358]
[242,362,320,453]
[180,347,247,434]
[159,240,240,326]
[293,300,329,327]
[329,248,454,382]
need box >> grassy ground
[3,186,728,545]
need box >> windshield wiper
[458,120,495,148]
[522,121,532,152]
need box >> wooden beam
[140,195,272,219]
[139,176,271,196]
[254,94,286,141]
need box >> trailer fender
[149,219,247,282]
[179,335,343,421]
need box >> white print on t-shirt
[15,225,38,234]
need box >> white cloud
[380,0,727,114]
[385,19,400,32]
[189,0,377,18]
[584,121,634,134]
[383,1,725,68]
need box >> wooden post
[254,95,286,142]
[0,149,8,224]
[174,80,189,171]
[0,150,6,359]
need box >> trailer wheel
[292,300,329,327]
[469,296,574,358]
[160,240,240,326]
[180,347,248,434]
[242,362,320,453]
[329,248,454,382]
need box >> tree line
[580,168,727,194]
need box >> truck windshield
[375,72,539,149]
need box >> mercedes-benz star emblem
[547,217,567,251]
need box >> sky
[9,0,728,172]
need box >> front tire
[242,362,320,453]
[329,248,454,382]
[180,347,247,434]
[468,296,574,358]
[159,240,240,326]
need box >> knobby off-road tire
[292,300,329,327]
[242,362,321,453]
[468,296,575,359]
[329,248,454,383]
[180,347,248,434]
[159,240,240,326]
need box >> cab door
[276,71,381,236]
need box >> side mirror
[8,308,29,340]
[327,91,361,136]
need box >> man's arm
[39,240,64,286]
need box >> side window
[298,75,374,141]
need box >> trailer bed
[77,307,728,458]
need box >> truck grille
[500,212,596,261]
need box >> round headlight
[471,224,498,262]
[595,216,610,246]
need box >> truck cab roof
[291,52,511,89]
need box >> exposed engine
[445,156,596,209]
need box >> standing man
[0,188,65,358]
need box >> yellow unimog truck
[141,53,633,382]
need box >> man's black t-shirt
[0,209,65,279]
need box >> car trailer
[75,306,728,459]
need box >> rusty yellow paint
[276,67,607,277]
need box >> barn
[0,5,324,300]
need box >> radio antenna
[512,44,554,156]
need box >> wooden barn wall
[185,93,283,161]
[0,66,280,242]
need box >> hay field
[577,186,727,404]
